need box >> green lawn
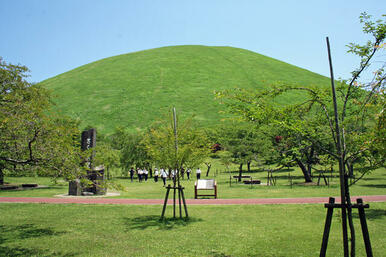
[1,165,385,199]
[0,203,385,257]
[1,163,385,256]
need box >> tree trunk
[106,167,110,180]
[347,162,354,178]
[247,161,251,172]
[205,163,212,177]
[307,163,312,180]
[238,163,243,182]
[0,166,4,185]
[295,158,312,182]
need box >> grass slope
[41,45,330,134]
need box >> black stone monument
[68,128,106,195]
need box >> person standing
[154,168,159,182]
[196,167,201,180]
[138,168,143,182]
[186,168,191,180]
[161,168,168,186]
[181,167,185,179]
[144,168,149,181]
[129,167,135,182]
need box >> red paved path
[1,195,385,205]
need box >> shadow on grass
[123,215,202,231]
[0,224,76,256]
[353,209,386,220]
[361,177,383,181]
[209,250,232,257]
[0,186,63,192]
[0,246,76,257]
[275,175,305,180]
[360,184,386,188]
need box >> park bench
[243,179,261,184]
[194,179,217,199]
[232,175,251,183]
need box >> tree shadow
[114,176,129,179]
[272,168,295,173]
[361,177,382,181]
[352,208,386,221]
[209,250,232,257]
[0,246,76,257]
[360,184,386,188]
[0,224,77,256]
[0,186,62,192]
[275,175,304,180]
[123,215,202,231]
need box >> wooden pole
[180,186,189,218]
[357,198,373,257]
[326,37,349,257]
[320,197,335,257]
[161,185,171,219]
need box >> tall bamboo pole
[326,37,349,256]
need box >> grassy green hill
[40,45,330,134]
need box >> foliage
[109,127,150,171]
[142,112,211,170]
[215,123,273,171]
[216,13,385,256]
[0,58,83,183]
[216,13,385,184]
[93,140,120,178]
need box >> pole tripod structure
[319,37,372,257]
[160,107,188,219]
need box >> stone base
[68,180,82,196]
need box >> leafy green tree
[142,113,210,173]
[110,127,150,172]
[93,141,120,179]
[0,58,82,184]
[217,123,273,180]
[217,13,385,256]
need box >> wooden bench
[195,179,217,199]
[232,175,251,183]
[243,179,261,184]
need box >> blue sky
[0,0,384,83]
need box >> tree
[217,13,385,256]
[142,113,210,173]
[0,58,82,184]
[93,141,120,179]
[217,123,273,180]
[110,127,150,172]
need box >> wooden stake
[326,37,349,256]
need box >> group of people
[129,167,202,186]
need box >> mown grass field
[1,164,385,256]
[1,162,385,199]
[40,45,330,134]
[0,203,385,256]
